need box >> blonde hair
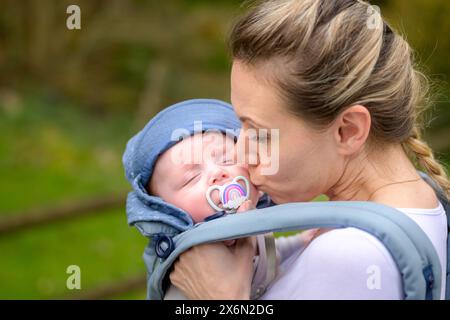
[230,0,450,199]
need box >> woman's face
[231,60,343,203]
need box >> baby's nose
[209,170,229,185]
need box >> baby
[150,130,274,299]
[148,130,260,223]
[123,99,280,300]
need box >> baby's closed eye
[182,173,200,187]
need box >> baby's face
[149,132,260,223]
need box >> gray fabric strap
[249,235,265,299]
[263,233,277,294]
[249,233,277,299]
[418,171,450,300]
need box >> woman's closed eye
[220,156,235,165]
[249,131,270,144]
[212,148,235,165]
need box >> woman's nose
[235,132,257,167]
[208,168,230,185]
[235,134,247,165]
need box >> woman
[169,0,450,299]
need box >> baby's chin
[191,203,224,224]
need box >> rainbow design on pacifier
[221,183,246,205]
[206,176,250,214]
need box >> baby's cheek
[181,191,214,223]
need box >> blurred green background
[0,0,449,299]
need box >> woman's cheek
[248,164,265,186]
[249,185,261,204]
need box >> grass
[0,208,146,299]
[0,94,146,299]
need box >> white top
[261,201,448,300]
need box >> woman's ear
[333,105,371,156]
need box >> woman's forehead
[231,62,288,129]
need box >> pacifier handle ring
[206,176,251,213]
[206,185,223,212]
[232,175,250,200]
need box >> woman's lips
[254,184,264,192]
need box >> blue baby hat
[123,99,244,237]
[123,99,275,294]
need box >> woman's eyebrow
[239,116,265,128]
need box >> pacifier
[206,176,250,214]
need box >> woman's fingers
[169,241,253,299]
[233,235,258,259]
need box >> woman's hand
[169,237,256,299]
[169,199,257,299]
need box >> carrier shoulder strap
[418,171,450,299]
[148,200,442,300]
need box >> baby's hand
[237,199,256,213]
[223,239,237,246]
[222,200,256,247]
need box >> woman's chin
[269,195,282,204]
[264,191,287,205]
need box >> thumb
[233,236,257,258]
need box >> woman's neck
[326,143,421,202]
